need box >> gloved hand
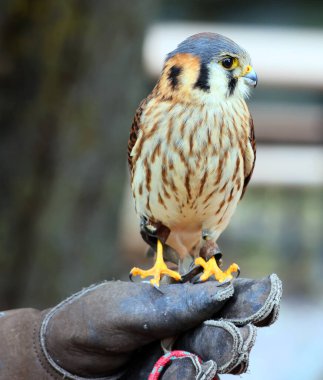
[0,274,282,380]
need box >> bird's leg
[196,238,240,283]
[130,240,182,287]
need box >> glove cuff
[39,282,125,380]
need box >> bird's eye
[220,57,238,70]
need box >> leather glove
[125,274,282,379]
[0,274,282,379]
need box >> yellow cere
[243,65,252,75]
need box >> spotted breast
[130,95,252,258]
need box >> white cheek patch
[208,64,229,99]
[236,80,251,99]
[194,63,251,104]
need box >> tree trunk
[0,0,159,309]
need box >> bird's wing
[127,97,149,175]
[241,116,256,198]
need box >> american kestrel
[128,33,257,287]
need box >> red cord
[148,350,219,380]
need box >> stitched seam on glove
[198,359,218,380]
[230,323,257,375]
[39,282,126,380]
[240,324,257,372]
[242,324,257,356]
[214,283,234,302]
[33,323,61,379]
[226,273,282,326]
[203,320,243,374]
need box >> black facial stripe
[168,65,182,89]
[228,76,237,96]
[194,62,210,92]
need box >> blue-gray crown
[166,32,247,65]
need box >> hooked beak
[242,65,258,88]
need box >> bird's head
[158,32,257,104]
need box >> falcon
[128,32,257,286]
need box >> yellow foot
[195,256,240,283]
[130,240,181,287]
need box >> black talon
[181,265,203,283]
[213,252,223,263]
[192,276,204,284]
[153,284,164,294]
[217,279,232,287]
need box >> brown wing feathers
[127,98,148,174]
[241,117,256,198]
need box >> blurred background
[0,1,322,379]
